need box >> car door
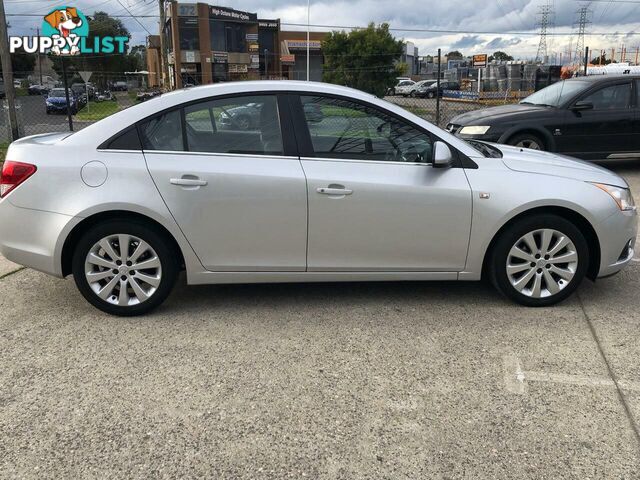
[634,80,640,157]
[558,80,635,160]
[141,94,308,272]
[292,94,473,272]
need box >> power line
[6,13,640,37]
[113,0,153,36]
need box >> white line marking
[503,355,640,394]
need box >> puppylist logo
[9,6,128,55]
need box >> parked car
[96,90,115,102]
[28,84,50,96]
[409,80,437,97]
[45,88,78,115]
[112,81,128,91]
[136,90,162,102]
[387,79,415,96]
[447,75,640,161]
[0,81,636,315]
[416,80,460,99]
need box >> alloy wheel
[506,228,578,299]
[514,138,541,150]
[84,234,162,306]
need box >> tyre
[389,88,395,96]
[409,91,416,97]
[72,220,179,316]
[426,91,435,99]
[508,132,545,151]
[234,115,251,130]
[489,214,589,307]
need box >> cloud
[485,37,522,49]
[451,35,484,49]
[6,0,640,58]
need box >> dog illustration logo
[42,6,89,55]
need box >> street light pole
[306,0,310,81]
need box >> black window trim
[287,91,477,169]
[99,91,299,157]
[570,79,634,110]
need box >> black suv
[447,75,640,161]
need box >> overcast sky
[6,0,640,61]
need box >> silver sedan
[0,81,636,315]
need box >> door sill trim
[187,270,459,285]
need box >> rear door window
[183,95,283,155]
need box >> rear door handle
[317,187,353,195]
[170,178,208,187]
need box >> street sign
[79,71,92,82]
[472,54,488,68]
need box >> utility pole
[0,0,19,140]
[306,0,310,81]
[158,0,171,89]
[573,4,591,68]
[535,1,553,64]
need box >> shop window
[178,17,199,51]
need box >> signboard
[249,54,260,69]
[209,6,257,22]
[79,71,92,82]
[285,40,322,50]
[212,51,228,63]
[246,33,259,41]
[280,54,295,65]
[185,51,196,63]
[258,19,279,29]
[228,64,248,73]
[472,54,488,68]
[178,4,197,16]
[248,43,259,52]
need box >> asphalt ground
[1,161,640,479]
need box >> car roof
[567,75,640,83]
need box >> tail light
[0,161,37,198]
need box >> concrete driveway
[1,162,640,479]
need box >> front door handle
[317,187,353,195]
[170,178,208,187]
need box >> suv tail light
[0,161,37,198]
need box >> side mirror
[571,101,593,111]
[433,141,453,168]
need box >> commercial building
[149,3,329,88]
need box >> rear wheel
[426,91,435,99]
[508,132,545,151]
[490,215,588,306]
[72,220,179,316]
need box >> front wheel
[508,133,545,151]
[426,91,435,99]
[72,220,179,316]
[490,215,589,307]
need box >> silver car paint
[0,80,636,286]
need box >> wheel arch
[481,205,601,281]
[498,125,557,152]
[61,210,186,277]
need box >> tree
[129,45,147,71]
[591,54,614,65]
[49,11,136,87]
[322,23,404,97]
[1,49,36,79]
[446,50,464,60]
[488,51,513,62]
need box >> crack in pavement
[577,291,640,450]
[0,267,25,281]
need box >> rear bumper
[0,198,73,277]
[596,209,638,278]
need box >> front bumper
[596,209,638,278]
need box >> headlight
[459,125,491,135]
[591,183,636,211]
